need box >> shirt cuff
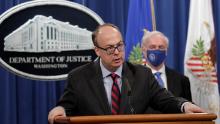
[181,102,191,113]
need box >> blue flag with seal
[125,0,155,64]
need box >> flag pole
[150,0,156,31]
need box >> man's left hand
[183,102,206,113]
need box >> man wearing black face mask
[141,31,192,114]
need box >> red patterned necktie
[110,73,121,114]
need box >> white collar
[99,59,122,78]
[147,63,166,75]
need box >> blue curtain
[0,0,219,124]
[154,0,190,72]
[213,0,220,90]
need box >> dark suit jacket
[166,66,192,101]
[145,66,192,114]
[57,60,188,116]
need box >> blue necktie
[154,72,164,87]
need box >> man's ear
[94,47,100,57]
[141,46,147,58]
[141,46,144,51]
[141,45,146,52]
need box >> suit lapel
[89,60,111,114]
[88,61,135,114]
[165,67,174,91]
[120,63,135,114]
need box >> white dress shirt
[99,59,122,107]
[146,64,167,89]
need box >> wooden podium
[54,113,217,124]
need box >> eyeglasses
[96,42,125,55]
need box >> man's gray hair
[141,30,169,46]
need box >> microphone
[124,77,135,114]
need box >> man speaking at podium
[48,23,205,124]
